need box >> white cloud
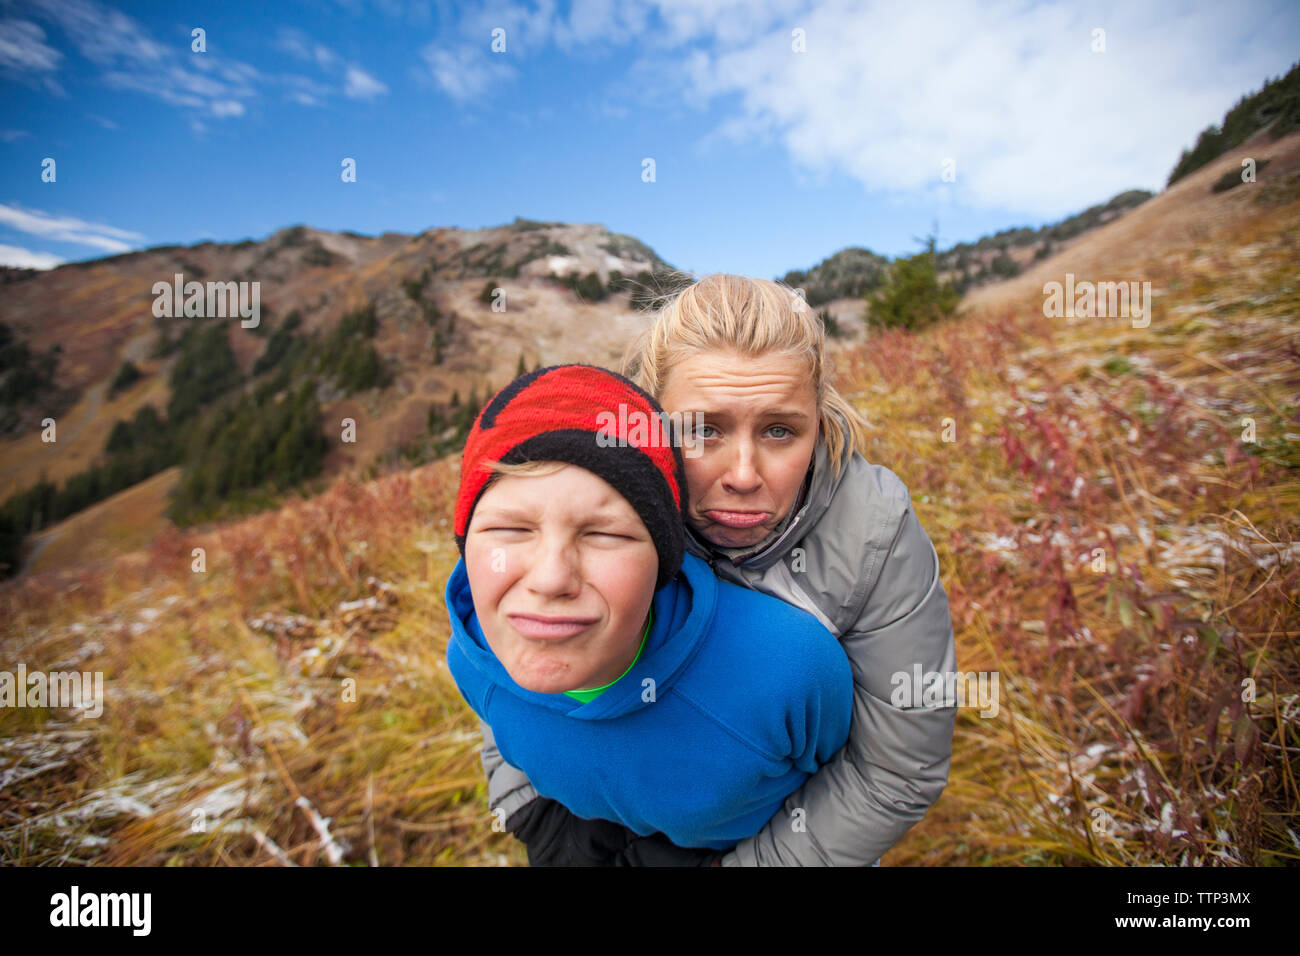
[278,26,390,104]
[277,26,340,70]
[344,65,388,99]
[461,0,559,55]
[0,18,63,71]
[281,73,331,107]
[0,243,64,269]
[95,58,261,116]
[652,0,1300,216]
[643,0,792,48]
[554,0,648,47]
[19,0,259,120]
[418,43,514,102]
[0,203,144,253]
[27,0,166,65]
[420,0,1297,216]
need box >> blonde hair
[620,273,868,477]
[474,459,571,509]
[485,459,568,479]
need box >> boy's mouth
[507,614,598,640]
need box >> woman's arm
[720,506,958,866]
[479,718,542,822]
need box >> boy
[444,365,852,861]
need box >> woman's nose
[722,442,762,494]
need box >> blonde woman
[481,274,957,866]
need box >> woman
[481,274,957,866]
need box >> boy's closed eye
[473,524,644,542]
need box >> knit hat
[453,365,687,589]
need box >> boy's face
[464,464,659,694]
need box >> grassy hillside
[3,135,1296,864]
[861,209,1298,865]
[5,143,1294,868]
[1168,61,1300,186]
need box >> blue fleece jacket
[445,550,853,850]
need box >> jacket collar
[445,551,717,720]
[684,411,852,572]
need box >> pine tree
[865,235,960,332]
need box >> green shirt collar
[562,606,653,703]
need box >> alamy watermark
[891,664,999,718]
[1,663,103,718]
[50,886,150,935]
[595,404,705,459]
[152,272,260,328]
[1043,274,1151,328]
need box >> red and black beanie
[453,365,687,589]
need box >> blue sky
[1,0,1298,279]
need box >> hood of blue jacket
[444,550,719,721]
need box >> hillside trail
[963,126,1300,320]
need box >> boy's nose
[523,535,583,597]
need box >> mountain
[0,219,686,576]
[778,247,891,308]
[933,189,1155,291]
[6,64,1299,581]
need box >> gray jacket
[476,423,957,865]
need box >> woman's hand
[507,797,636,866]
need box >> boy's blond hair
[485,459,568,479]
[620,273,869,477]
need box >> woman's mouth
[507,614,598,640]
[704,509,770,529]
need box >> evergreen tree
[109,360,142,397]
[575,272,606,302]
[866,236,961,332]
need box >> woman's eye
[694,424,719,439]
[767,425,793,439]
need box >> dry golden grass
[2,459,527,866]
[865,189,1299,866]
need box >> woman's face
[659,349,820,549]
[464,464,659,694]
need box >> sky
[1,0,1298,280]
